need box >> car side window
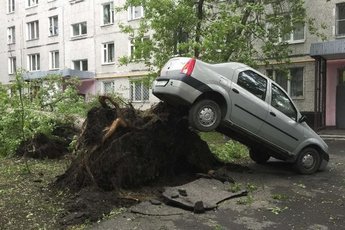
[271,83,297,121]
[237,70,267,100]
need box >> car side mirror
[298,115,307,123]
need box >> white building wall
[0,0,159,108]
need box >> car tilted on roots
[152,57,329,175]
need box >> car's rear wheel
[189,99,221,132]
[249,149,270,164]
[295,147,321,175]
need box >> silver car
[152,57,329,174]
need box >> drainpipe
[313,56,319,130]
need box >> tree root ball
[55,97,221,191]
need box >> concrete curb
[319,135,345,141]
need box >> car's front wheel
[189,99,221,132]
[249,149,270,164]
[295,147,321,175]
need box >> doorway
[336,68,345,128]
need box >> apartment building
[0,0,158,109]
[2,0,345,128]
[254,0,345,130]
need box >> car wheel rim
[301,153,315,169]
[198,107,216,127]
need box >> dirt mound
[16,132,70,159]
[55,96,221,191]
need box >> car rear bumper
[152,79,202,106]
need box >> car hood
[302,122,329,153]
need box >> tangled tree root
[55,96,221,191]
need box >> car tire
[249,149,270,164]
[295,147,321,175]
[189,99,221,132]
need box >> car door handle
[270,112,276,117]
[232,88,239,94]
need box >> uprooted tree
[55,96,222,191]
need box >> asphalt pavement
[92,140,345,230]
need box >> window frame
[27,0,38,8]
[7,0,15,13]
[49,50,59,70]
[49,15,59,36]
[73,59,88,71]
[128,5,144,21]
[336,2,345,37]
[102,2,114,25]
[129,36,150,60]
[27,20,39,41]
[129,79,150,102]
[27,53,40,72]
[281,22,305,44]
[102,42,115,64]
[7,26,15,44]
[71,22,87,37]
[8,57,16,75]
[265,15,305,44]
[266,67,304,99]
[102,80,115,95]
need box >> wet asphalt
[92,140,345,230]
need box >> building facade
[0,0,159,109]
[257,0,345,130]
[1,0,345,127]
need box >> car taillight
[181,58,196,77]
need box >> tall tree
[119,0,324,72]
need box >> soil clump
[55,96,221,191]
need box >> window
[27,0,38,7]
[28,54,40,71]
[27,20,39,40]
[271,84,297,121]
[49,16,58,36]
[102,81,114,95]
[8,57,16,74]
[73,59,88,71]
[49,51,59,69]
[102,3,114,25]
[337,3,345,36]
[129,37,150,59]
[128,6,144,20]
[267,67,303,98]
[102,42,115,64]
[282,22,305,43]
[237,70,267,100]
[7,26,15,44]
[72,22,87,37]
[7,0,15,13]
[130,79,149,102]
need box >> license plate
[155,80,168,87]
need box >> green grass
[0,157,69,229]
[200,132,249,163]
[0,131,249,229]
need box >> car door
[259,83,304,152]
[229,69,269,134]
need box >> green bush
[0,72,92,157]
